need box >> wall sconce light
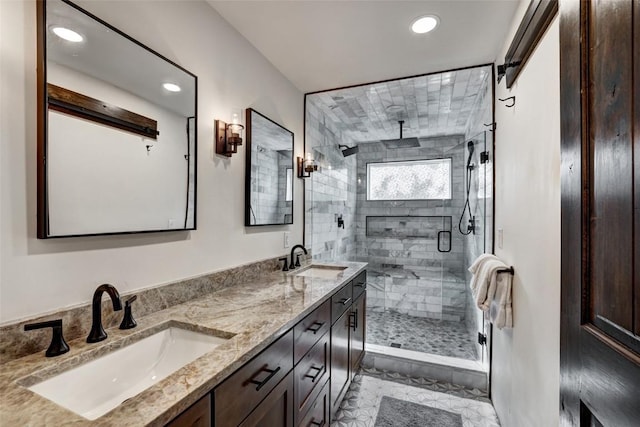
[215,110,244,157]
[297,152,318,178]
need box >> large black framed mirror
[37,0,197,238]
[245,109,294,226]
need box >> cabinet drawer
[352,270,367,300]
[294,332,330,425]
[166,394,211,427]
[294,300,330,363]
[214,330,294,427]
[238,372,294,427]
[298,379,329,427]
[331,282,353,324]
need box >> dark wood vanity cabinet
[330,307,352,417]
[350,292,366,377]
[350,271,366,377]
[238,372,294,427]
[297,380,330,427]
[294,331,330,424]
[330,271,367,418]
[214,330,294,427]
[166,394,211,427]
[166,270,366,427]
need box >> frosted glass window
[367,159,452,200]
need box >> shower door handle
[437,231,452,253]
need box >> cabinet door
[330,309,351,418]
[239,372,294,427]
[166,394,211,427]
[350,292,366,377]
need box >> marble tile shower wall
[354,136,469,321]
[305,101,357,261]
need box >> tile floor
[332,368,499,427]
[367,310,478,361]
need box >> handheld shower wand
[459,141,476,235]
[466,140,475,170]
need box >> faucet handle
[295,254,302,267]
[24,319,70,357]
[278,257,289,271]
[119,295,137,330]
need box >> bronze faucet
[87,284,122,343]
[289,244,308,270]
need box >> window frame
[365,157,453,201]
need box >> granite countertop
[0,261,367,426]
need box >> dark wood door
[239,372,294,427]
[330,309,351,418]
[560,0,640,425]
[350,293,366,377]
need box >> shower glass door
[454,130,492,369]
[364,135,476,361]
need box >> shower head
[466,141,475,170]
[339,144,359,157]
[381,120,420,149]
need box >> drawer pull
[248,366,281,391]
[349,310,358,331]
[304,365,324,383]
[310,420,325,427]
[306,321,325,334]
[336,297,351,306]
[355,281,365,288]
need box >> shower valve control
[467,216,476,234]
[480,151,490,164]
[478,332,487,346]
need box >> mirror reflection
[39,0,197,237]
[245,109,293,226]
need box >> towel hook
[498,97,516,108]
[483,122,497,132]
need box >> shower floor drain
[390,343,402,348]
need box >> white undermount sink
[26,326,231,420]
[294,265,348,279]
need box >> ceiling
[307,65,491,143]
[208,0,520,93]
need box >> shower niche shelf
[365,215,452,243]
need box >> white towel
[489,271,513,329]
[468,254,506,308]
[468,254,499,295]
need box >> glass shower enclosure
[361,130,491,366]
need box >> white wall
[491,2,561,426]
[0,0,303,323]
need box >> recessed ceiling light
[163,83,181,92]
[411,15,439,34]
[52,26,83,42]
[385,105,405,113]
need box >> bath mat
[374,396,463,427]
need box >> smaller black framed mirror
[245,109,294,226]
